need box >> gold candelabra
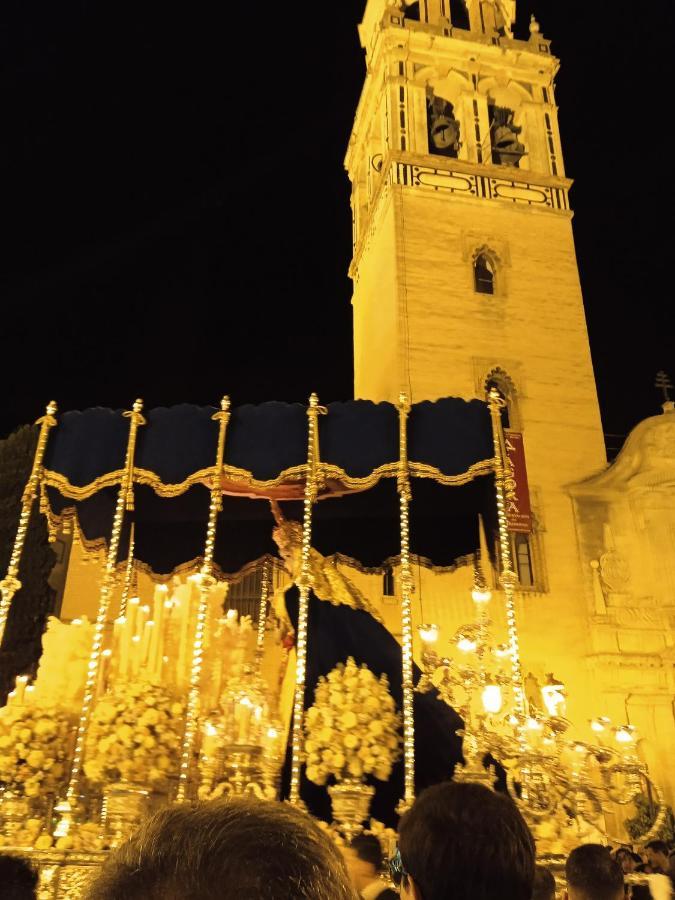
[417,568,666,849]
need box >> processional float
[0,393,665,897]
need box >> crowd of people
[0,784,673,899]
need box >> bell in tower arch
[489,105,526,167]
[426,90,461,158]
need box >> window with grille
[226,568,264,622]
[383,567,395,597]
[513,533,534,588]
[474,253,495,294]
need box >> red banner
[503,431,532,533]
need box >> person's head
[88,798,358,900]
[343,834,384,892]
[644,840,670,873]
[396,781,535,900]
[0,854,39,900]
[532,864,556,900]
[613,848,636,874]
[565,844,624,900]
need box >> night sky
[3,1,673,454]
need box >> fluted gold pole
[289,393,323,806]
[487,387,525,719]
[0,401,58,647]
[255,559,271,665]
[118,521,136,619]
[397,393,415,811]
[175,397,230,803]
[54,400,146,836]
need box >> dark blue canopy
[41,398,496,575]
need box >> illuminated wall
[347,0,675,807]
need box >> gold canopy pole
[289,393,324,806]
[397,392,415,811]
[118,521,136,619]
[175,396,231,803]
[255,559,271,666]
[486,387,525,719]
[0,401,58,648]
[54,399,146,836]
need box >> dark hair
[0,854,39,900]
[565,844,624,900]
[645,840,669,856]
[87,798,358,900]
[398,781,535,900]
[532,864,556,900]
[350,834,384,871]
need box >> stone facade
[570,404,675,805]
[347,0,674,808]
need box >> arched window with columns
[474,251,495,294]
[484,367,520,432]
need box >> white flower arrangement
[0,703,71,799]
[304,657,401,786]
[84,681,184,787]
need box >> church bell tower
[346,0,608,725]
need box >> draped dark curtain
[280,586,463,827]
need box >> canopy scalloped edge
[42,457,495,502]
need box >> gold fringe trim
[42,457,496,501]
[63,509,285,585]
[409,458,496,485]
[60,505,476,583]
[326,551,476,576]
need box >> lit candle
[237,697,252,744]
[126,597,140,677]
[202,721,219,759]
[97,648,112,697]
[127,596,140,638]
[136,604,150,639]
[253,704,263,743]
[152,585,167,641]
[162,597,179,687]
[481,684,503,714]
[131,634,142,676]
[148,616,160,678]
[176,596,191,691]
[15,675,29,705]
[140,620,154,671]
[117,617,130,678]
[153,622,165,682]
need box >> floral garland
[0,703,71,799]
[84,681,184,787]
[304,657,401,786]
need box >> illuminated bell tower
[346,1,608,726]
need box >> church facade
[346,0,675,810]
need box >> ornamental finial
[655,371,673,403]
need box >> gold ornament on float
[304,657,401,839]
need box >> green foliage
[625,792,675,843]
[0,425,56,700]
